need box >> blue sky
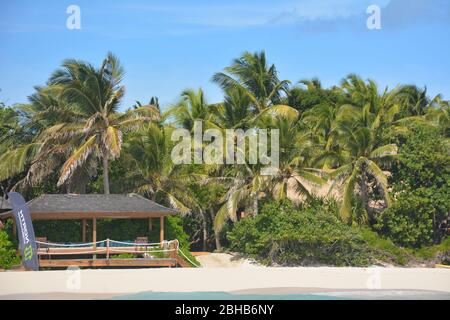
[1,0,449,111]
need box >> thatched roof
[0,193,177,220]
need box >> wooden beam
[106,239,110,260]
[160,216,164,243]
[38,258,177,268]
[92,218,97,259]
[176,256,191,268]
[82,219,87,242]
[148,218,153,231]
[92,218,97,245]
[27,211,175,220]
[37,246,171,256]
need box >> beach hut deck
[38,258,177,268]
[1,194,190,269]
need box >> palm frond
[103,126,122,158]
[58,135,97,186]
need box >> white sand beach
[1,261,449,299]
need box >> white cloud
[116,0,390,28]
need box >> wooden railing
[35,239,183,268]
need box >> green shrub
[0,229,20,269]
[359,228,410,265]
[377,123,450,248]
[375,187,450,248]
[166,215,199,266]
[34,220,83,243]
[110,253,136,259]
[412,237,450,263]
[388,124,449,191]
[227,200,374,266]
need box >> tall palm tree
[303,102,339,153]
[122,123,197,213]
[121,122,210,247]
[329,105,398,224]
[45,52,159,193]
[340,74,403,130]
[0,85,89,191]
[398,85,442,116]
[214,163,266,233]
[299,78,322,91]
[166,88,215,131]
[209,87,253,130]
[316,75,403,223]
[212,51,290,112]
[133,96,160,111]
[213,109,325,232]
[425,97,450,135]
[263,110,325,201]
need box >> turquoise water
[113,291,344,300]
[112,290,450,300]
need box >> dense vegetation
[228,199,374,266]
[375,124,450,248]
[0,51,449,268]
[0,221,19,269]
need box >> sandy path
[196,253,260,268]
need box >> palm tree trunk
[209,209,222,251]
[201,211,208,251]
[102,156,110,194]
[360,168,370,218]
[253,194,259,216]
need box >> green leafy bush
[377,124,450,247]
[388,124,449,191]
[0,229,20,269]
[375,188,450,248]
[412,237,450,264]
[359,228,410,265]
[227,200,374,266]
[166,215,199,266]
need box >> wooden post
[170,240,178,259]
[160,216,164,244]
[82,219,87,243]
[92,218,97,260]
[106,239,110,260]
[148,218,153,231]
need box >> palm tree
[209,87,253,130]
[212,51,290,112]
[213,163,266,233]
[315,75,403,223]
[328,104,398,224]
[133,96,160,111]
[45,52,159,194]
[425,97,450,135]
[398,85,442,116]
[303,102,339,153]
[263,110,326,201]
[122,123,211,248]
[166,88,214,131]
[340,74,403,132]
[213,109,325,232]
[299,78,322,91]
[123,123,197,213]
[0,85,90,191]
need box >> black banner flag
[7,192,39,271]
